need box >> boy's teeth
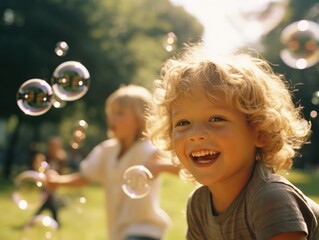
[192,150,216,157]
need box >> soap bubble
[55,41,69,57]
[163,32,177,52]
[12,170,47,210]
[22,215,59,239]
[16,79,53,116]
[229,0,288,41]
[122,165,153,199]
[51,95,66,109]
[280,20,319,69]
[70,120,88,149]
[51,61,90,101]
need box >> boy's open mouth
[189,150,220,165]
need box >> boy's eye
[175,120,190,127]
[209,116,224,122]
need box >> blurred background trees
[0,0,203,179]
[259,0,319,168]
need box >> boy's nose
[188,124,209,142]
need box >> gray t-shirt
[186,161,319,240]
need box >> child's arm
[144,151,180,178]
[47,171,89,189]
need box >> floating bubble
[22,215,59,239]
[122,165,153,199]
[51,95,66,109]
[312,91,319,105]
[70,120,88,149]
[229,0,288,41]
[33,159,50,174]
[51,61,90,101]
[280,20,319,69]
[310,110,317,119]
[77,119,88,130]
[16,79,53,116]
[3,8,15,26]
[73,196,87,214]
[55,41,69,57]
[61,190,86,214]
[12,170,47,210]
[163,32,177,52]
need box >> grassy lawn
[1,169,319,239]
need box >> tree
[0,0,203,178]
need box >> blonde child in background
[48,84,179,240]
[147,43,319,240]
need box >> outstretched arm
[47,171,89,189]
[145,151,180,178]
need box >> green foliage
[0,0,203,178]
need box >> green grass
[1,170,319,240]
[0,173,195,240]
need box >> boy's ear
[255,131,269,148]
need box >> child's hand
[45,169,60,191]
[144,151,180,178]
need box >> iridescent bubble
[54,41,69,57]
[122,165,153,199]
[51,61,90,101]
[280,20,319,69]
[51,95,66,109]
[16,79,53,116]
[12,170,47,210]
[61,190,86,214]
[310,110,317,119]
[73,196,87,214]
[229,0,288,41]
[163,32,177,52]
[312,91,319,105]
[22,215,59,239]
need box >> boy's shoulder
[246,161,316,208]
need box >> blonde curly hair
[147,43,311,172]
[105,84,152,140]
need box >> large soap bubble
[229,0,288,41]
[12,170,47,210]
[16,79,53,116]
[280,20,319,69]
[51,61,90,101]
[122,165,153,199]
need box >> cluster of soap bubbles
[162,32,178,52]
[17,58,90,116]
[70,119,88,150]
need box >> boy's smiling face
[171,84,264,190]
